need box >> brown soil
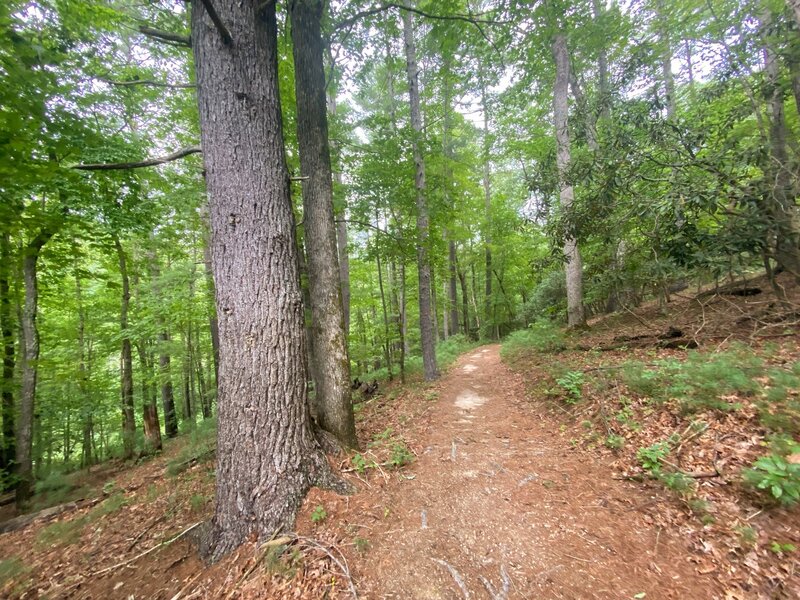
[319,345,712,599]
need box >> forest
[0,0,799,597]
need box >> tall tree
[191,0,346,561]
[290,0,357,448]
[402,8,438,380]
[552,32,585,327]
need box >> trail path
[354,345,712,599]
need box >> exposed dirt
[317,345,712,599]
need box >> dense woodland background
[1,0,799,513]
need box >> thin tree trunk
[148,238,179,438]
[479,68,495,340]
[18,225,58,506]
[75,264,93,468]
[137,341,163,452]
[183,324,195,425]
[0,233,15,474]
[442,279,449,340]
[443,53,459,337]
[375,221,392,381]
[656,0,676,118]
[290,0,356,448]
[114,237,136,459]
[470,262,481,333]
[553,33,586,327]
[458,264,469,336]
[192,0,345,561]
[402,9,438,380]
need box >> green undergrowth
[35,491,130,549]
[503,336,800,508]
[501,321,567,362]
[361,334,481,383]
[166,417,217,477]
[0,557,31,596]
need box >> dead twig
[296,535,358,599]
[94,521,202,577]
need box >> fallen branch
[93,521,202,577]
[127,514,166,551]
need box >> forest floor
[0,273,798,599]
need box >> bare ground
[324,345,712,599]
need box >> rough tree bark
[553,33,586,328]
[0,233,14,473]
[191,0,346,561]
[290,0,357,448]
[114,237,136,459]
[18,225,58,506]
[402,9,438,380]
[762,9,800,281]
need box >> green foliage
[389,442,414,468]
[605,434,624,449]
[501,321,566,362]
[769,541,796,554]
[166,417,217,477]
[555,371,584,404]
[637,442,671,475]
[36,517,86,548]
[0,557,30,594]
[744,448,800,506]
[310,505,327,524]
[354,536,370,554]
[351,453,368,474]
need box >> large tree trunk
[762,9,800,281]
[402,9,438,380]
[290,0,356,448]
[0,233,15,474]
[17,227,57,506]
[328,90,351,336]
[114,237,136,459]
[553,33,586,328]
[191,0,345,561]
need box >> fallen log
[0,497,101,534]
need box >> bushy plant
[637,441,671,475]
[556,371,584,404]
[501,321,566,362]
[744,449,800,506]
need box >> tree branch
[73,146,202,171]
[198,0,232,45]
[333,3,508,33]
[101,78,196,89]
[138,26,191,47]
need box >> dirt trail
[353,345,712,599]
